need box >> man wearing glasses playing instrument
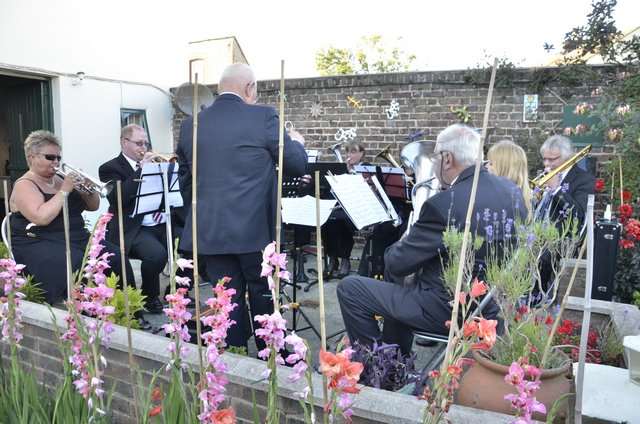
[337,124,526,355]
[99,124,169,315]
[534,135,595,228]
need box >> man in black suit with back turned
[99,124,168,314]
[177,63,307,351]
[337,124,527,355]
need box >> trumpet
[146,152,178,163]
[55,163,113,197]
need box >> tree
[315,35,417,76]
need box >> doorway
[0,72,53,218]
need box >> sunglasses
[39,153,62,162]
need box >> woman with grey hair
[9,130,133,304]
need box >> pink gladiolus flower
[176,258,194,271]
[0,259,28,344]
[504,361,546,423]
[198,278,238,422]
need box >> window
[120,108,152,147]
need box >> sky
[1,0,639,88]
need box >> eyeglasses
[39,153,62,162]
[542,155,561,163]
[125,138,150,148]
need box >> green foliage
[315,35,416,76]
[462,54,518,88]
[0,350,53,424]
[103,273,145,329]
[226,345,248,356]
[18,275,46,304]
[633,290,640,307]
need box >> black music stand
[131,162,182,278]
[280,163,347,336]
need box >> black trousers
[202,252,273,351]
[322,217,355,259]
[129,224,167,298]
[337,275,453,354]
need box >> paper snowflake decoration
[310,102,323,118]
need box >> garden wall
[2,301,521,424]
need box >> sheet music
[305,149,319,163]
[281,196,336,227]
[326,174,391,230]
[132,162,183,217]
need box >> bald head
[218,63,258,104]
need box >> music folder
[131,162,183,217]
[325,173,398,230]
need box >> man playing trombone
[98,124,169,314]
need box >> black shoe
[144,297,164,314]
[137,318,152,331]
[337,258,351,278]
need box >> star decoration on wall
[276,90,288,102]
[346,95,363,109]
[310,102,323,118]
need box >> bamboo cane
[442,58,498,369]
[3,180,11,254]
[116,181,139,422]
[273,60,286,312]
[619,156,624,207]
[191,73,204,376]
[62,192,73,302]
[575,195,595,424]
[315,171,329,424]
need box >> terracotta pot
[456,350,573,421]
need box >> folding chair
[1,213,13,259]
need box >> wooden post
[191,73,204,375]
[442,58,498,368]
[116,181,139,422]
[619,156,624,207]
[575,195,595,424]
[315,171,329,423]
[273,60,286,311]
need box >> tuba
[55,163,113,197]
[400,140,440,227]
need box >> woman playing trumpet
[9,130,133,304]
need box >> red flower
[623,190,632,202]
[545,315,554,326]
[151,387,163,402]
[148,405,162,417]
[594,178,605,192]
[212,408,237,424]
[458,291,467,305]
[470,279,488,298]
[557,319,575,336]
[619,203,633,219]
[620,239,635,249]
[625,219,640,240]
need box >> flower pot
[456,350,573,421]
[623,335,640,385]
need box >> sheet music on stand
[281,196,336,227]
[353,164,410,201]
[131,162,183,217]
[326,173,393,230]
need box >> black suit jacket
[548,165,595,231]
[177,94,307,255]
[98,153,145,254]
[384,166,527,319]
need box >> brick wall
[171,65,617,177]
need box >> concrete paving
[138,249,438,372]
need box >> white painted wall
[49,74,173,224]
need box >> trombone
[375,145,402,169]
[530,144,591,190]
[55,163,113,198]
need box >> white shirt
[122,153,166,227]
